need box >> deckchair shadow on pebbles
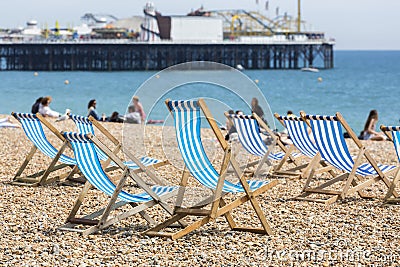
[380,125,400,204]
[274,113,336,179]
[297,112,398,204]
[58,132,180,236]
[144,99,278,240]
[11,112,77,186]
[225,112,301,177]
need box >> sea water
[0,51,399,132]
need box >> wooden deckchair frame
[11,112,78,186]
[58,132,182,236]
[87,116,169,175]
[224,112,301,178]
[296,112,398,204]
[273,112,337,179]
[380,125,400,204]
[144,98,278,240]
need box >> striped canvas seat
[279,116,318,158]
[70,114,161,170]
[69,114,108,161]
[14,113,75,165]
[230,114,300,160]
[168,101,269,193]
[383,126,400,162]
[63,132,176,203]
[380,126,400,203]
[306,115,396,176]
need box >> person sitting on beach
[132,96,146,123]
[359,109,387,141]
[87,99,104,121]
[107,111,123,123]
[31,97,43,114]
[125,105,141,124]
[39,96,61,118]
[225,110,237,141]
[287,110,296,118]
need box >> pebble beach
[0,116,399,267]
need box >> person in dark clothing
[251,97,264,119]
[225,110,238,141]
[107,111,123,123]
[31,97,43,114]
[87,99,103,121]
[251,97,271,128]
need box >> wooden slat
[68,218,99,226]
[294,197,334,204]
[304,188,341,195]
[174,208,211,216]
[145,231,174,238]
[232,227,268,234]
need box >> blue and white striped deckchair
[69,114,109,161]
[277,115,317,158]
[380,125,400,203]
[11,112,76,186]
[275,114,336,179]
[228,113,300,176]
[59,131,177,235]
[145,99,278,240]
[69,114,167,175]
[299,112,397,204]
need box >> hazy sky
[1,0,400,50]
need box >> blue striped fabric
[69,114,161,169]
[69,114,108,161]
[63,132,176,202]
[168,100,270,193]
[391,130,400,163]
[230,114,299,160]
[121,156,161,170]
[14,113,76,165]
[306,115,396,176]
[280,116,318,158]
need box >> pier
[0,41,334,71]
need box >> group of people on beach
[30,95,146,124]
[225,97,271,142]
[24,95,390,142]
[224,97,388,143]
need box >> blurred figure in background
[39,96,61,118]
[132,96,146,123]
[31,97,43,114]
[359,110,387,141]
[87,99,104,121]
[107,111,123,123]
[251,97,264,119]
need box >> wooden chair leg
[274,145,294,172]
[384,168,400,201]
[39,141,69,185]
[67,181,93,222]
[301,155,321,191]
[219,198,237,230]
[14,145,37,180]
[341,148,365,199]
[130,203,156,225]
[171,217,211,240]
[254,153,273,177]
[98,169,129,227]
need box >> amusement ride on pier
[0,1,334,71]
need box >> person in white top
[38,96,60,118]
